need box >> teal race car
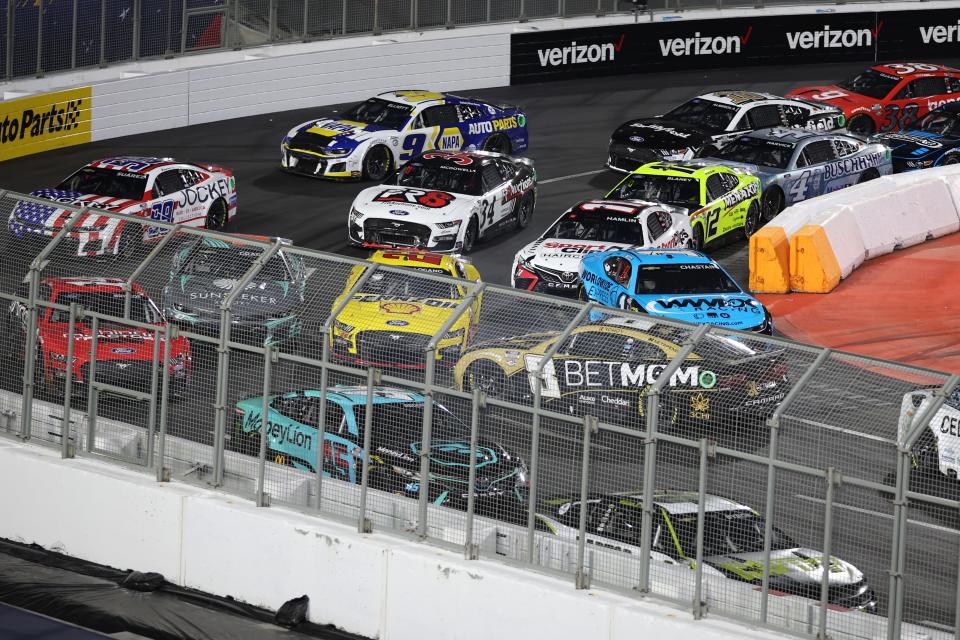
[233,385,529,514]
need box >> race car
[347,149,536,254]
[871,102,960,172]
[329,249,481,369]
[511,199,692,297]
[898,387,960,481]
[698,128,892,221]
[4,277,191,398]
[453,316,787,428]
[281,90,529,181]
[579,249,772,334]
[233,385,528,516]
[162,236,306,347]
[606,91,843,172]
[788,62,960,136]
[538,491,876,611]
[7,156,237,257]
[605,162,761,249]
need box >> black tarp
[0,538,368,640]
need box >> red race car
[787,63,960,136]
[5,277,192,398]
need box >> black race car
[872,102,960,172]
[607,91,843,173]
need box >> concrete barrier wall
[750,167,960,293]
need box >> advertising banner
[0,87,92,162]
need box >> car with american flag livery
[7,156,237,258]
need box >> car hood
[286,119,389,153]
[336,294,463,332]
[637,293,765,331]
[40,322,186,361]
[165,276,302,318]
[406,438,525,485]
[708,547,863,587]
[518,238,635,273]
[874,130,957,159]
[787,86,863,110]
[13,189,143,227]
[354,185,477,221]
[613,118,713,149]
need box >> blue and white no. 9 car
[697,127,891,221]
[281,90,529,181]
[579,248,773,334]
[872,102,960,173]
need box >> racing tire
[482,134,512,155]
[461,217,479,254]
[690,225,705,252]
[761,188,785,223]
[514,194,533,230]
[577,285,588,302]
[944,155,960,165]
[362,145,392,182]
[847,115,875,137]
[857,168,880,184]
[206,197,230,231]
[742,201,761,239]
[466,361,509,399]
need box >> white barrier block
[811,203,866,280]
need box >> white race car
[511,199,692,297]
[347,150,536,254]
[539,491,876,611]
[8,156,237,257]
[899,388,960,480]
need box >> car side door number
[478,198,495,228]
[705,208,720,238]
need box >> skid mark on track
[794,495,959,536]
[539,169,606,185]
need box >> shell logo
[380,302,421,315]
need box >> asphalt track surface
[2,60,960,630]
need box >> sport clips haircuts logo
[537,34,625,67]
[658,26,752,57]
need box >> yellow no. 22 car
[330,250,482,369]
[606,161,762,250]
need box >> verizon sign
[785,25,877,49]
[537,36,623,67]
[658,28,749,57]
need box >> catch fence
[0,189,957,640]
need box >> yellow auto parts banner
[0,87,92,162]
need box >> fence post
[255,345,275,507]
[464,387,485,560]
[84,316,100,451]
[574,414,597,589]
[760,348,831,623]
[417,284,485,538]
[341,0,346,35]
[99,0,107,66]
[317,264,380,511]
[35,0,43,77]
[372,0,381,35]
[155,324,174,481]
[165,0,174,56]
[302,0,309,40]
[357,367,380,533]
[71,0,78,71]
[6,0,13,80]
[519,0,526,22]
[132,0,141,60]
[180,0,189,52]
[637,323,710,592]
[692,437,713,618]
[145,326,161,468]
[213,239,283,486]
[888,374,960,640]
[526,303,595,561]
[445,0,452,28]
[817,467,839,640]
[410,0,418,29]
[60,303,81,458]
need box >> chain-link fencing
[0,188,957,639]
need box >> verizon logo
[658,27,751,57]
[537,35,624,67]
[786,24,879,49]
[920,22,960,44]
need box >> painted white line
[539,169,606,185]
[790,416,895,445]
[794,494,960,536]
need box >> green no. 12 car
[606,162,762,250]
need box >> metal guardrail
[0,190,957,640]
[1,0,914,81]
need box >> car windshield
[664,98,737,132]
[355,401,468,444]
[838,70,900,100]
[180,245,290,281]
[50,291,160,324]
[56,167,147,200]
[359,269,460,299]
[544,211,647,244]
[671,510,796,556]
[391,162,481,195]
[634,263,741,295]
[714,137,795,169]
[340,98,413,130]
[611,174,700,208]
[916,109,960,135]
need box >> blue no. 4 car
[578,248,772,334]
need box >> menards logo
[786,23,879,49]
[658,26,752,57]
